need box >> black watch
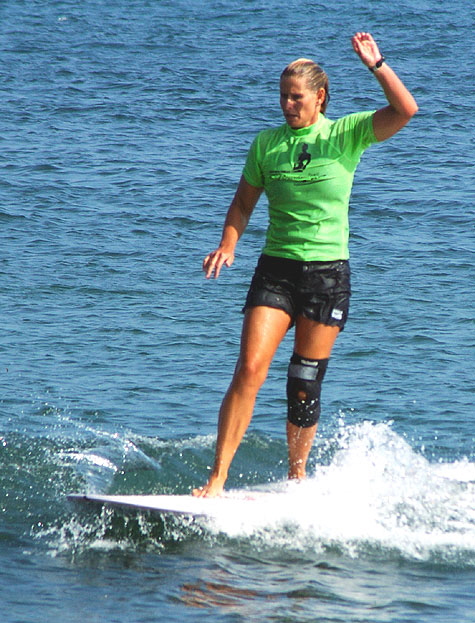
[369,57,385,73]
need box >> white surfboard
[67,492,263,518]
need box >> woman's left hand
[351,31,418,142]
[351,32,382,68]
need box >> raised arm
[352,32,418,142]
[203,176,263,279]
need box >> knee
[287,353,329,427]
[234,356,269,391]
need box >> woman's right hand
[203,176,262,279]
[203,247,235,279]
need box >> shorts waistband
[258,254,348,271]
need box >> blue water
[1,1,474,621]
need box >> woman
[193,32,418,498]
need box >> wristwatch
[369,57,385,72]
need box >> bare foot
[192,476,225,498]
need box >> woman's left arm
[352,32,418,142]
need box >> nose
[281,96,293,111]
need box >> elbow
[396,100,419,127]
[394,94,419,121]
[404,95,419,119]
[408,100,419,118]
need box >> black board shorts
[243,254,351,330]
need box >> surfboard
[67,492,262,518]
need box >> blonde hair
[280,58,330,114]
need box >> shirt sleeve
[242,133,265,188]
[336,110,378,157]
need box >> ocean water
[1,0,474,621]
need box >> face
[280,76,325,129]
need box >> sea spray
[206,423,475,564]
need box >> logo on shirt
[293,143,312,172]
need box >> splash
[34,421,475,566]
[205,422,475,565]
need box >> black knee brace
[287,353,329,428]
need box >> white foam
[206,422,475,563]
[62,452,118,472]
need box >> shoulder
[246,124,289,160]
[329,111,376,133]
[327,110,374,129]
[325,111,377,147]
[253,123,288,144]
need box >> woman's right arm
[203,176,263,279]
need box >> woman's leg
[194,305,292,497]
[287,317,340,480]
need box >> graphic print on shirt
[269,140,330,186]
[293,143,312,171]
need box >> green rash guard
[242,111,378,261]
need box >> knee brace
[287,353,329,428]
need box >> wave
[3,419,475,566]
[206,422,475,566]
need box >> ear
[316,87,326,106]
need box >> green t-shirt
[242,111,377,261]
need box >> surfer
[193,32,418,498]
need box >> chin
[286,117,301,128]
